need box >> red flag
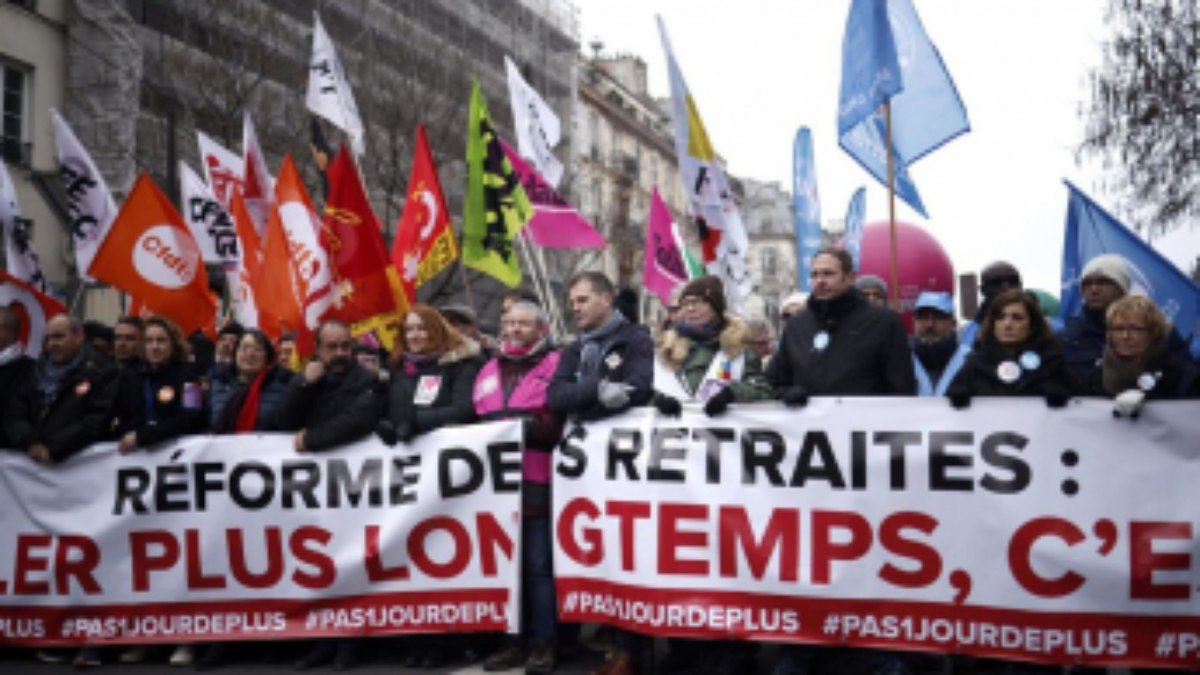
[229,192,280,338]
[391,125,458,304]
[0,268,67,357]
[322,144,406,326]
[89,173,218,335]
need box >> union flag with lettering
[89,173,218,334]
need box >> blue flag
[843,187,867,270]
[837,0,969,218]
[1061,181,1200,338]
[792,127,822,292]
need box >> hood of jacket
[657,314,748,369]
[438,336,483,366]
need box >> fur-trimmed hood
[438,336,483,365]
[657,315,748,369]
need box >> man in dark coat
[0,306,35,449]
[4,314,118,464]
[548,271,653,422]
[275,320,381,452]
[768,248,916,401]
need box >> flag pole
[884,101,900,310]
[529,235,568,338]
[516,232,564,339]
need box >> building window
[2,61,29,165]
[761,248,777,277]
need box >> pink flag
[643,188,689,305]
[501,141,605,249]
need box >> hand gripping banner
[553,399,1200,670]
[0,422,522,645]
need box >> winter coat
[548,318,654,420]
[767,289,916,396]
[275,362,382,451]
[655,315,773,402]
[945,339,1076,400]
[209,365,294,432]
[0,354,35,448]
[1059,308,1192,382]
[384,339,484,437]
[111,361,207,447]
[1082,348,1200,400]
[4,345,119,462]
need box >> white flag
[0,162,47,292]
[51,109,118,282]
[504,55,564,187]
[241,112,275,240]
[306,12,365,157]
[196,131,244,210]
[179,162,239,265]
[657,18,753,311]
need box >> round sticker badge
[1137,372,1158,392]
[479,374,499,397]
[158,386,175,404]
[813,331,830,351]
[74,380,90,396]
[997,361,1021,383]
[1019,351,1041,371]
[605,353,623,370]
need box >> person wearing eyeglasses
[1084,295,1200,417]
[1060,254,1191,381]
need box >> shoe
[591,651,637,675]
[484,644,526,671]
[194,643,229,671]
[36,649,68,664]
[333,641,357,671]
[294,642,335,671]
[119,646,147,663]
[525,644,556,674]
[169,645,195,667]
[73,647,102,669]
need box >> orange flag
[322,144,406,327]
[229,191,280,339]
[89,173,218,334]
[392,124,458,304]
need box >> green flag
[463,78,533,287]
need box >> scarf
[38,346,88,406]
[1101,344,1163,396]
[0,343,23,367]
[578,313,627,379]
[500,335,551,362]
[675,320,722,345]
[235,367,271,432]
[402,351,442,377]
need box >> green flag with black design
[462,78,533,288]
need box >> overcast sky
[575,0,1199,295]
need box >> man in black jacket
[0,306,35,449]
[548,271,653,422]
[4,314,118,464]
[275,320,381,453]
[768,248,916,401]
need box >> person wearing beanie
[1060,253,1189,380]
[855,274,889,307]
[960,261,1023,348]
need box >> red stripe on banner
[0,588,509,646]
[556,577,1200,670]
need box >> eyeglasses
[1109,324,1149,336]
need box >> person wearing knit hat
[679,275,727,318]
[855,274,889,308]
[1080,254,1132,295]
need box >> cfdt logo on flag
[134,225,201,290]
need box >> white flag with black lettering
[504,56,563,188]
[51,109,118,282]
[0,161,47,292]
[306,12,365,157]
[179,162,239,265]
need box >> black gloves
[949,392,972,409]
[654,393,682,417]
[375,419,398,447]
[703,386,735,417]
[1045,390,1070,409]
[780,386,809,408]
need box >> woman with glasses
[946,288,1077,408]
[1084,295,1200,411]
[210,329,294,434]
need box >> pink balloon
[857,220,956,332]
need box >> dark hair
[387,304,466,367]
[143,316,192,365]
[116,316,144,332]
[813,247,854,275]
[238,329,277,368]
[278,331,297,344]
[84,320,114,344]
[567,271,615,297]
[979,289,1058,352]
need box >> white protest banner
[553,399,1200,670]
[0,423,522,646]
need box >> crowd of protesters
[1,248,1197,675]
